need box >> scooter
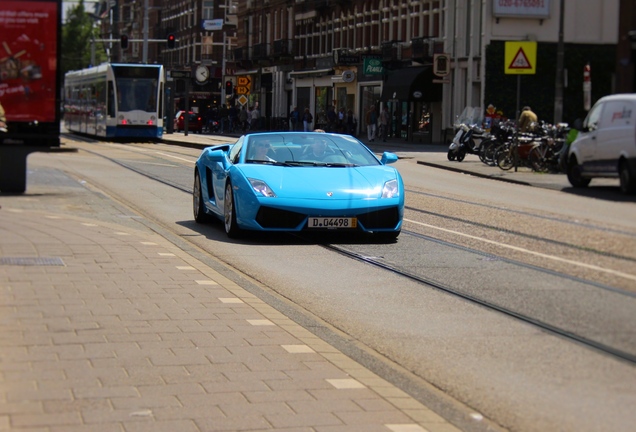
[448,123,486,161]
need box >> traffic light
[120,35,128,50]
[225,80,233,95]
[167,33,176,49]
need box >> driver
[305,137,333,161]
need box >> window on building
[203,1,214,20]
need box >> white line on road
[155,152,196,163]
[405,218,636,282]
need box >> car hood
[238,165,398,200]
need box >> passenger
[250,139,276,162]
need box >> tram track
[59,136,636,367]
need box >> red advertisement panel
[0,1,58,123]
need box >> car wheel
[567,156,591,188]
[224,181,242,238]
[619,159,636,194]
[193,170,212,223]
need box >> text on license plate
[308,217,357,228]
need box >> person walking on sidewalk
[365,105,378,141]
[303,108,313,132]
[379,106,390,142]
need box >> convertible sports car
[193,132,404,240]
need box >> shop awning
[289,68,334,78]
[381,66,441,101]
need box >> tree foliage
[61,0,107,75]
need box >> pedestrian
[326,105,337,132]
[365,105,378,141]
[346,109,357,136]
[250,105,260,131]
[0,100,7,133]
[219,104,229,133]
[379,106,390,142]
[518,106,538,132]
[289,106,300,131]
[228,104,238,133]
[303,108,313,132]
[239,106,248,132]
[337,107,346,133]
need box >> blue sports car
[193,132,404,241]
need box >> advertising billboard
[0,1,60,127]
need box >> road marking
[405,218,636,282]
[156,151,196,163]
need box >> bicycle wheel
[528,146,549,173]
[496,149,514,170]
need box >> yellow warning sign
[504,41,537,75]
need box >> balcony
[252,43,269,61]
[273,39,295,58]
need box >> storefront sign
[201,19,223,31]
[493,0,550,19]
[363,58,383,76]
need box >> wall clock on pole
[195,65,209,84]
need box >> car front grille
[356,207,400,229]
[255,206,400,230]
[256,206,306,229]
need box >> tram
[63,63,164,139]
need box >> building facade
[96,0,632,141]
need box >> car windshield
[243,133,381,167]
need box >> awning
[381,66,441,101]
[289,68,334,78]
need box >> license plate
[308,217,357,229]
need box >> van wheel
[619,160,636,194]
[567,157,591,188]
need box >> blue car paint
[194,133,404,234]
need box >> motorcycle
[447,123,486,161]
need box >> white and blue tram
[64,63,164,139]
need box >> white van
[567,94,636,194]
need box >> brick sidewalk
[0,187,460,431]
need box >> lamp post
[554,0,565,124]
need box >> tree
[61,0,107,75]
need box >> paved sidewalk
[0,169,461,431]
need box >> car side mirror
[380,152,398,165]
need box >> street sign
[236,75,251,95]
[171,70,191,79]
[504,41,537,75]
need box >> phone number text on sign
[493,0,549,18]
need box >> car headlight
[248,178,276,197]
[382,179,399,198]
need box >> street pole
[554,0,565,124]
[142,0,149,63]
[221,30,227,102]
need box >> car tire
[619,159,636,194]
[193,170,212,223]
[567,156,591,188]
[224,181,242,238]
